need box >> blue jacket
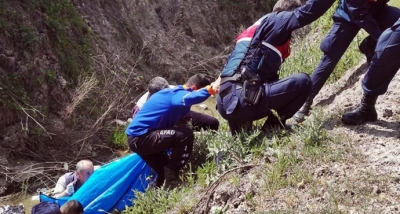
[221,0,336,82]
[336,0,389,40]
[125,86,212,136]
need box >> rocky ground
[186,61,400,214]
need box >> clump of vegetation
[0,0,92,110]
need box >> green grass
[122,109,344,214]
[111,126,129,150]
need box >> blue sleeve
[171,88,211,107]
[343,0,382,40]
[251,0,336,45]
[283,0,337,31]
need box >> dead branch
[191,163,263,214]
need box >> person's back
[126,85,213,137]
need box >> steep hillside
[0,0,279,196]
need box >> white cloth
[136,85,176,108]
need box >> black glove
[359,36,377,65]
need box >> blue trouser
[362,19,400,96]
[311,5,400,97]
[217,73,312,135]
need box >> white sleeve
[136,92,149,109]
[53,176,67,194]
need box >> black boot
[341,94,378,125]
[293,95,314,123]
[163,166,180,190]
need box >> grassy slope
[123,1,400,213]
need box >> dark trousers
[362,20,400,96]
[127,126,194,187]
[180,111,219,131]
[311,6,400,96]
[217,73,312,135]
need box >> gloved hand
[359,36,377,65]
[65,182,75,195]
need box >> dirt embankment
[0,0,278,196]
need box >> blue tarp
[40,153,154,213]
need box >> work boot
[341,93,378,125]
[293,95,314,123]
[163,166,180,190]
[359,36,377,65]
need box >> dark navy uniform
[362,18,400,96]
[311,0,400,100]
[216,0,336,135]
[341,18,400,125]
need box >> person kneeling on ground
[342,19,400,125]
[132,76,219,131]
[31,200,83,214]
[125,74,216,188]
[53,160,94,198]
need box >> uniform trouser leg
[262,73,312,126]
[217,73,311,135]
[127,126,194,187]
[185,111,219,131]
[311,20,360,96]
[362,23,400,96]
[374,5,400,30]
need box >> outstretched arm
[172,87,215,107]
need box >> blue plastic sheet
[40,153,154,213]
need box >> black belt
[219,82,242,98]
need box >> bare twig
[191,163,263,214]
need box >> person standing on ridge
[294,0,400,122]
[342,18,400,125]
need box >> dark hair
[60,200,83,214]
[185,74,211,89]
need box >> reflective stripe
[261,41,283,62]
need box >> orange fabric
[206,85,216,95]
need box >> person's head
[273,0,303,12]
[75,160,94,184]
[148,76,169,97]
[60,200,83,214]
[185,74,211,90]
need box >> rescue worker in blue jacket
[342,18,400,124]
[125,74,216,188]
[294,0,400,122]
[212,0,336,135]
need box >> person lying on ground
[293,0,400,122]
[211,0,336,135]
[342,18,400,125]
[132,76,219,131]
[53,160,94,198]
[125,74,216,189]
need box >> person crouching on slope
[132,76,219,131]
[125,74,216,188]
[212,0,336,135]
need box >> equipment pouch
[242,80,263,106]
